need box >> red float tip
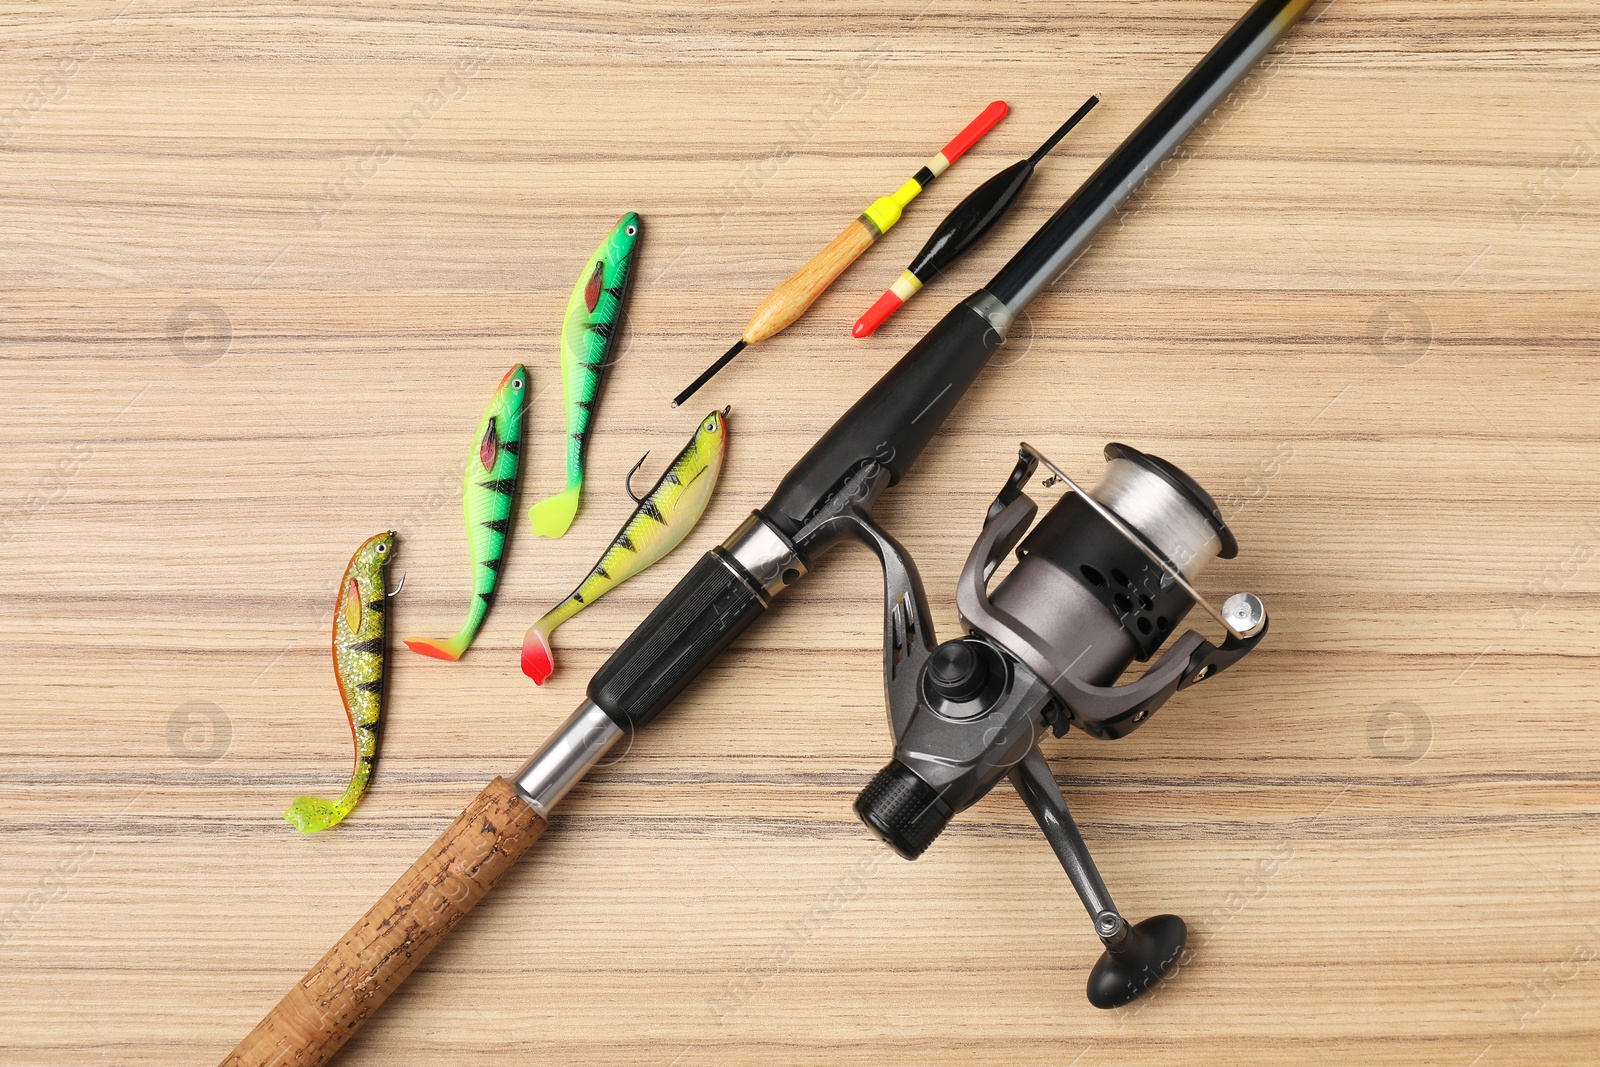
[941,101,1009,165]
[854,290,905,338]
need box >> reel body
[847,442,1268,1008]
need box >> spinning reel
[851,442,1269,1009]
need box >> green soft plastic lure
[405,364,528,661]
[285,531,397,833]
[527,212,642,539]
[521,408,729,684]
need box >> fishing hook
[625,452,652,505]
[386,571,407,598]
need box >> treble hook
[625,451,652,505]
[386,570,407,598]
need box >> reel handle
[1010,747,1118,919]
[1010,747,1186,1009]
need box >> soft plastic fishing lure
[528,212,642,539]
[521,408,729,684]
[405,364,528,661]
[284,531,397,833]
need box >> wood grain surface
[3,2,1599,1064]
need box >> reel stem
[1010,747,1122,924]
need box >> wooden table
[4,1,1598,1063]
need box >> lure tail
[403,559,496,661]
[528,483,582,539]
[403,534,497,661]
[284,771,369,834]
[519,618,558,685]
[403,629,473,662]
[520,596,587,684]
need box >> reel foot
[1086,913,1187,1009]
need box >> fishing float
[853,94,1100,338]
[671,99,1009,408]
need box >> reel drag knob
[856,639,1009,858]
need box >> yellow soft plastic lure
[284,531,397,833]
[520,409,728,685]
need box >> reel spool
[850,442,1269,1008]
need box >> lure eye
[375,543,386,553]
[704,418,716,432]
[511,378,523,389]
[625,225,637,236]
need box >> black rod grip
[588,551,767,732]
[763,300,1003,536]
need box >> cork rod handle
[220,776,546,1067]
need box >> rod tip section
[853,290,904,338]
[940,100,1008,165]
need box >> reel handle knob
[1086,913,1188,1009]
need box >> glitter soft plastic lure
[405,364,528,661]
[528,212,643,539]
[520,408,729,685]
[284,531,397,833]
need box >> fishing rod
[222,1,1314,1061]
